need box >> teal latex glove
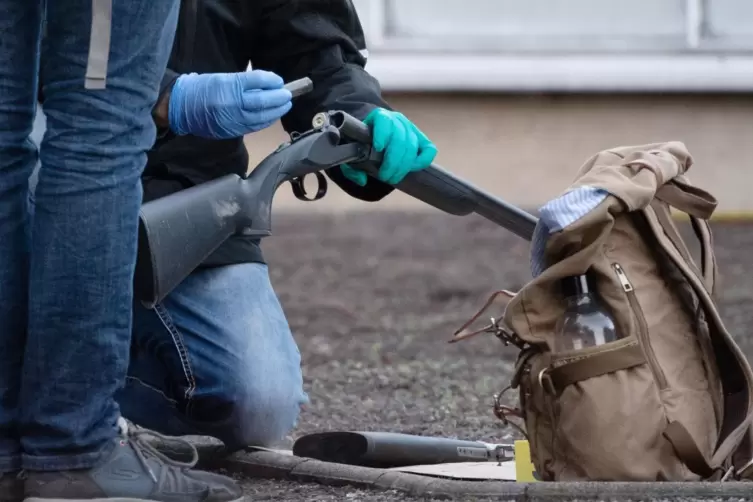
[340,108,438,186]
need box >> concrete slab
[289,458,390,488]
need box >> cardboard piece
[390,460,517,481]
[247,446,294,455]
[247,446,517,481]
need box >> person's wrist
[363,107,382,122]
[167,74,192,135]
[152,86,172,129]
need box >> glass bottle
[553,273,621,352]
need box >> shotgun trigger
[290,172,328,202]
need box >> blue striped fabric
[531,186,609,277]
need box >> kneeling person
[32,0,437,455]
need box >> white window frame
[357,0,753,92]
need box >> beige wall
[246,93,753,215]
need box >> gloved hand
[340,108,438,186]
[168,70,293,139]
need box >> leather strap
[450,289,516,343]
[689,216,718,297]
[655,180,717,220]
[546,341,646,395]
[650,201,713,294]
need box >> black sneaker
[0,471,22,502]
[23,418,245,501]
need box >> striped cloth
[531,186,609,277]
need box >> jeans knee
[143,262,309,449]
[196,374,308,450]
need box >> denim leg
[118,263,309,451]
[0,0,43,474]
[18,0,179,471]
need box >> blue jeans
[121,263,309,451]
[29,107,308,453]
[0,0,178,473]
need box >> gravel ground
[237,211,753,500]
[238,477,501,501]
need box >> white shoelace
[117,417,199,483]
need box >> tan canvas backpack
[453,142,753,482]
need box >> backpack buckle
[537,368,557,395]
[493,385,528,440]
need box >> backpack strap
[655,179,717,219]
[650,201,717,296]
[733,428,753,479]
[643,206,753,479]
[663,421,718,478]
[689,216,719,298]
[85,0,113,90]
[450,290,519,344]
[652,180,718,296]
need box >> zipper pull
[612,263,634,292]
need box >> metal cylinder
[312,112,328,129]
[284,77,314,98]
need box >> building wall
[248,92,753,215]
[254,0,752,216]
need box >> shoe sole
[24,498,247,502]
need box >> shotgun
[291,431,515,468]
[134,78,538,307]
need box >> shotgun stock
[134,122,369,307]
[134,109,539,308]
[292,431,514,468]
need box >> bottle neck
[561,274,592,300]
[573,274,589,295]
[563,275,594,307]
[565,292,593,307]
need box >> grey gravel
[237,477,505,501]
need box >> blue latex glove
[168,70,293,139]
[340,108,438,186]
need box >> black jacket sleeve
[153,68,182,140]
[159,68,181,99]
[249,0,394,202]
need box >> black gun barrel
[323,111,539,241]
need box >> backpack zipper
[612,262,668,389]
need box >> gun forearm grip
[329,111,475,212]
[395,164,482,216]
[327,110,538,241]
[397,165,538,241]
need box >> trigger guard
[290,172,328,202]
